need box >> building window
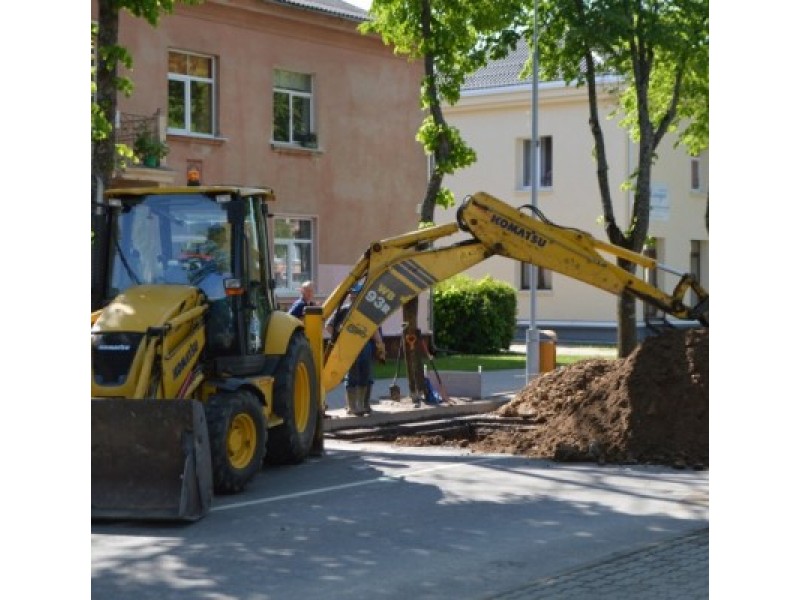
[523,136,553,188]
[273,217,314,293]
[168,50,215,136]
[273,69,314,144]
[690,157,701,192]
[520,264,552,291]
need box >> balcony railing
[112,109,176,186]
[116,110,167,152]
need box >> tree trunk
[91,177,110,311]
[92,0,119,190]
[91,0,120,311]
[616,288,639,358]
[581,44,640,355]
[400,0,448,399]
[402,298,427,403]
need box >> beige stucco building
[93,0,427,329]
[441,46,709,342]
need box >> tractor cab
[95,186,278,362]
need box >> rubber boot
[345,387,359,416]
[354,386,369,416]
[362,383,373,414]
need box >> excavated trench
[328,328,709,470]
[327,415,535,445]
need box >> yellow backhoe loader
[91,185,707,521]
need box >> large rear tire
[266,332,319,465]
[206,389,266,494]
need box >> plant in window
[133,128,169,167]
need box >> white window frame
[272,216,315,295]
[520,264,552,291]
[272,69,315,145]
[167,50,216,137]
[522,136,553,189]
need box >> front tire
[266,332,319,465]
[206,389,266,494]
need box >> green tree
[361,0,523,400]
[534,0,709,356]
[92,0,202,189]
[92,0,201,311]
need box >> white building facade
[440,47,709,343]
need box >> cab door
[242,195,273,354]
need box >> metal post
[526,0,541,383]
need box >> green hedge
[432,274,517,354]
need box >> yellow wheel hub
[227,413,257,469]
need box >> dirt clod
[396,328,708,468]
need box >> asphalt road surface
[92,439,709,599]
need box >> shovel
[389,335,405,401]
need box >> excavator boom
[462,192,708,322]
[321,192,708,391]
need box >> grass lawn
[372,346,616,379]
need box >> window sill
[516,186,553,195]
[271,142,322,155]
[167,132,228,145]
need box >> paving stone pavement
[484,528,709,600]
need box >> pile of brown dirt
[396,328,708,469]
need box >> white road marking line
[210,455,501,512]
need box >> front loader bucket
[92,399,213,522]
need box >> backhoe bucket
[91,399,213,522]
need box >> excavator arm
[461,192,709,321]
[320,191,708,392]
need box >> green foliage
[372,349,614,378]
[530,0,708,355]
[435,187,456,210]
[91,101,112,143]
[122,0,192,25]
[92,23,135,147]
[669,29,709,155]
[617,43,708,154]
[432,274,517,354]
[536,0,708,156]
[416,115,477,175]
[374,352,527,377]
[361,0,526,215]
[363,0,525,103]
[92,1,204,176]
[133,127,169,160]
